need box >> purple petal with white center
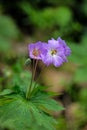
[52,55,64,67]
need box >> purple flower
[42,38,65,67]
[42,37,71,67]
[28,41,46,60]
[28,37,71,67]
[57,37,71,56]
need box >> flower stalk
[26,60,39,99]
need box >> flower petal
[52,56,63,67]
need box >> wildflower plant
[0,37,71,130]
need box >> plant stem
[34,65,46,87]
[30,65,46,95]
[26,60,34,99]
[26,60,38,99]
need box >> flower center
[51,49,57,55]
[32,49,40,57]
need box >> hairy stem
[26,60,38,99]
[30,65,46,95]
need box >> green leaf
[0,91,60,130]
[0,95,33,130]
[24,58,31,66]
[31,92,64,114]
[30,102,56,130]
[0,89,13,97]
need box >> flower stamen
[32,49,40,57]
[51,49,57,55]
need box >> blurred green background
[0,0,87,130]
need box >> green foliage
[79,88,87,107]
[56,117,67,130]
[0,36,11,52]
[54,7,72,27]
[81,0,87,16]
[20,2,72,30]
[0,16,19,39]
[31,91,64,114]
[19,1,76,40]
[74,66,87,83]
[0,15,19,53]
[0,85,63,130]
[68,34,87,83]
